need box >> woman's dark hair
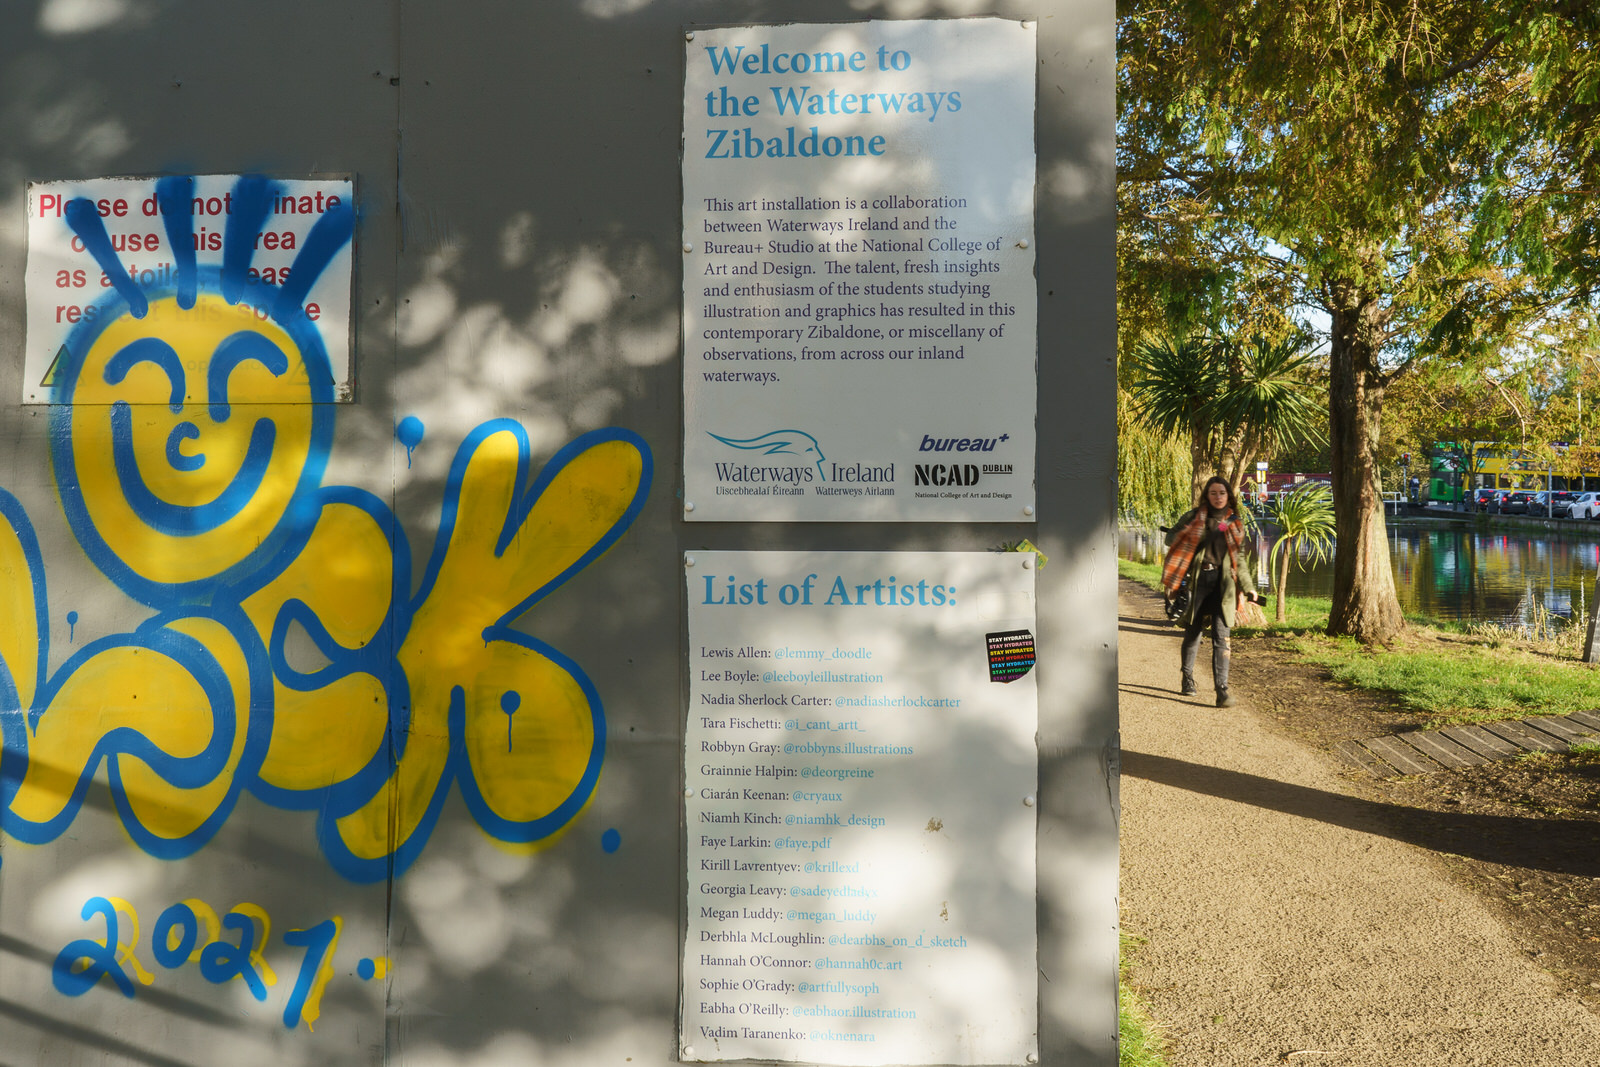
[1200,476,1238,514]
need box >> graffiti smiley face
[55,291,333,600]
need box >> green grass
[1570,742,1600,764]
[1119,557,1600,723]
[1280,634,1600,723]
[1119,934,1170,1067]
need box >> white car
[1568,492,1600,520]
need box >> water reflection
[1119,523,1600,630]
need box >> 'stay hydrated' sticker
[986,629,1035,683]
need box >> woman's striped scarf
[1162,507,1242,593]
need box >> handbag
[1164,577,1189,623]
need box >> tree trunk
[1217,427,1244,492]
[1275,542,1291,622]
[1326,281,1405,643]
[1234,445,1258,500]
[1189,421,1210,506]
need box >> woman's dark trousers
[1180,570,1229,694]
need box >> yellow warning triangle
[40,345,68,388]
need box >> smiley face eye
[104,337,186,412]
[208,332,289,422]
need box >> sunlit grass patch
[1119,934,1170,1067]
[1282,632,1600,723]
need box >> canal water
[1119,520,1600,631]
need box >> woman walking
[1162,477,1261,707]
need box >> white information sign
[682,551,1038,1065]
[24,175,354,403]
[682,20,1037,522]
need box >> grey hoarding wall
[0,2,1115,1064]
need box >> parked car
[1470,487,1500,512]
[1569,492,1600,520]
[1501,490,1536,514]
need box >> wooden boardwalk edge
[1337,713,1600,778]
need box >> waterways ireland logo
[708,429,827,482]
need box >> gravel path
[1117,581,1600,1065]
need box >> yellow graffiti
[69,295,316,589]
[179,898,221,962]
[11,618,251,845]
[0,515,39,711]
[240,502,392,794]
[336,431,643,863]
[107,897,154,986]
[2,213,650,880]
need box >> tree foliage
[1116,389,1192,525]
[1124,332,1325,500]
[1119,1,1600,642]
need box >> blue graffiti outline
[2,601,272,862]
[246,484,412,818]
[3,176,655,884]
[305,422,651,883]
[51,896,136,998]
[49,176,349,607]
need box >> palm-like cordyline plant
[1206,335,1327,489]
[1267,483,1336,622]
[1125,332,1325,502]
[1124,333,1226,503]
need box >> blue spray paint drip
[154,175,197,309]
[65,200,148,318]
[221,176,278,306]
[396,416,424,468]
[274,200,354,323]
[66,611,78,642]
[601,828,621,853]
[501,690,521,752]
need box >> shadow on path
[1121,749,1600,879]
[1118,615,1178,638]
[1118,682,1197,708]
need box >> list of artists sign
[681,551,1038,1065]
[682,19,1037,522]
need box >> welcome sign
[681,19,1037,522]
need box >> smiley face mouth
[111,401,277,535]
